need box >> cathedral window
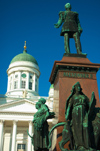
[35,84,37,92]
[29,82,32,90]
[35,76,37,82]
[9,83,12,90]
[14,81,18,89]
[21,81,26,89]
[10,76,12,81]
[17,144,26,150]
[15,74,18,78]
[30,75,32,79]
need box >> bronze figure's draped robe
[27,98,55,151]
[48,82,100,150]
[68,94,89,149]
[65,82,90,150]
[33,103,49,151]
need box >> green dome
[10,50,38,65]
[49,84,54,89]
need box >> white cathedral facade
[0,42,54,151]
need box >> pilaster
[11,120,17,151]
[0,120,4,151]
[28,121,33,151]
[33,74,35,91]
[18,72,21,89]
[26,72,29,89]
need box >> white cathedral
[0,42,54,151]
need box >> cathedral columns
[33,73,35,91]
[26,73,29,89]
[28,121,32,151]
[18,72,21,89]
[0,120,4,151]
[11,120,17,151]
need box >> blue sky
[0,0,100,98]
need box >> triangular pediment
[0,99,37,113]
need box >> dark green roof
[10,50,38,65]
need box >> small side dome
[49,84,54,90]
[49,84,54,98]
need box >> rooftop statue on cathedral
[54,3,84,55]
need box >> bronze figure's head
[65,3,71,10]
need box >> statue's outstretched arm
[54,11,64,28]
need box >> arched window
[21,81,26,89]
[29,82,32,90]
[14,81,18,89]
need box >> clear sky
[0,0,100,98]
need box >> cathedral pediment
[0,99,37,113]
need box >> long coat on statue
[58,11,82,37]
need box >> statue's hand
[54,23,60,28]
[32,119,35,123]
[78,28,83,36]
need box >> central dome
[10,50,38,65]
[7,41,40,98]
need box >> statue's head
[38,98,46,104]
[72,82,82,94]
[35,102,41,109]
[65,3,71,10]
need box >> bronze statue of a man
[55,3,83,54]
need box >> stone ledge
[63,53,87,58]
